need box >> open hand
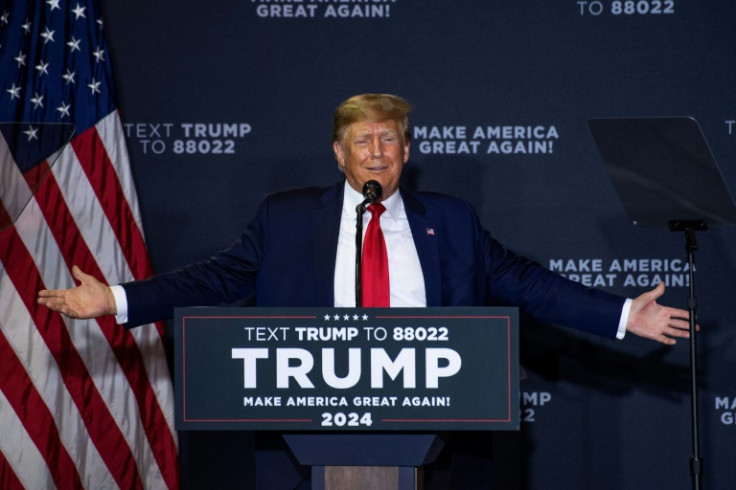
[38,266,117,319]
[626,282,695,345]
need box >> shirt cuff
[617,298,632,339]
[109,285,129,325]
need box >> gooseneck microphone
[363,180,382,205]
[357,180,382,213]
[355,180,383,307]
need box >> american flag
[0,1,179,488]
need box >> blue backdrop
[102,1,736,488]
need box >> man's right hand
[38,265,117,319]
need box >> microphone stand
[354,180,382,307]
[669,219,705,490]
[355,202,366,307]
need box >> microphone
[355,180,382,307]
[357,180,382,214]
[362,180,382,204]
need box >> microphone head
[362,180,382,203]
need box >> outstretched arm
[626,282,694,345]
[38,266,117,319]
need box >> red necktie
[362,203,390,307]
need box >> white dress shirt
[113,181,629,337]
[334,183,426,307]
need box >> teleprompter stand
[589,117,736,490]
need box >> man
[38,93,691,344]
[38,93,692,488]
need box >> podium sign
[175,307,519,431]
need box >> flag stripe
[52,116,177,449]
[49,122,133,284]
[8,167,154,490]
[98,111,147,248]
[71,128,152,280]
[0,259,118,490]
[0,387,52,490]
[0,216,89,489]
[31,154,175,489]
[23,159,51,195]
[91,118,176,440]
[0,212,145,490]
[0,448,25,490]
[0,327,84,490]
[0,134,33,225]
[0,203,11,231]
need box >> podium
[284,433,444,489]
[174,307,520,489]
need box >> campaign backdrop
[99,1,735,488]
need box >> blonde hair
[332,93,412,145]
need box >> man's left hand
[626,282,695,345]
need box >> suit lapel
[401,189,442,306]
[311,182,344,306]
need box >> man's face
[333,119,410,200]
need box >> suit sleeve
[120,199,269,328]
[474,206,626,339]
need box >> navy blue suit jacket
[123,181,624,337]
